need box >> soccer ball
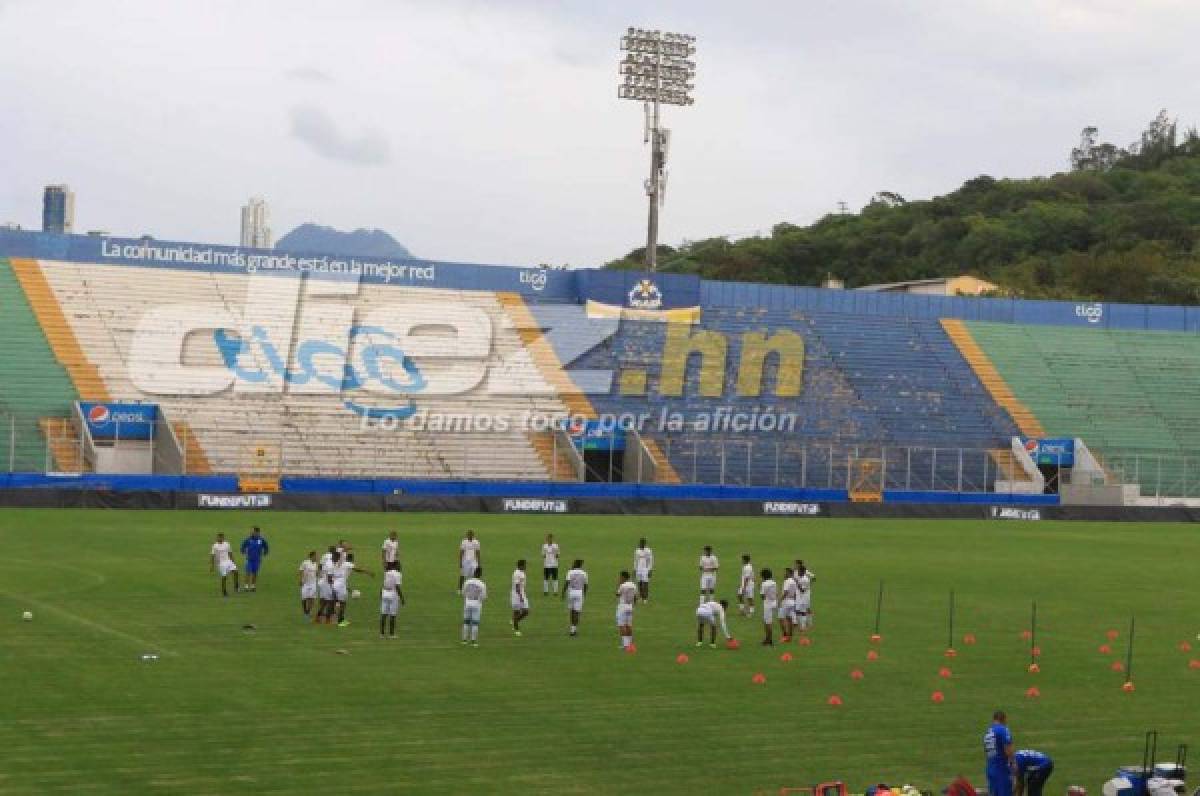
[22,611,32,621]
[351,589,362,599]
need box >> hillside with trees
[606,111,1200,305]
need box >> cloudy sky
[1,0,1197,267]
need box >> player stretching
[779,567,797,642]
[699,545,719,600]
[298,551,318,618]
[563,559,588,637]
[541,533,560,595]
[239,527,269,592]
[615,571,638,650]
[210,532,240,597]
[379,562,406,639]
[333,552,373,628]
[759,568,778,646]
[696,599,733,648]
[633,539,654,602]
[795,564,814,633]
[461,567,487,647]
[458,530,481,594]
[737,554,755,617]
[511,559,530,636]
[381,531,399,569]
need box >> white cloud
[289,105,389,166]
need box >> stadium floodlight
[619,27,696,271]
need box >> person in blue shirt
[239,527,269,592]
[1014,749,1053,796]
[983,710,1015,796]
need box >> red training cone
[1028,663,1040,673]
[1020,630,1033,640]
[938,667,952,679]
[827,694,842,706]
[1179,641,1192,653]
[1025,686,1040,698]
[1111,661,1125,673]
[1106,629,1119,641]
[726,638,740,650]
[850,668,864,680]
[780,652,793,663]
[1099,644,1112,655]
[1031,646,1041,658]
[626,643,637,655]
[1121,680,1135,692]
[676,653,689,664]
[751,673,766,685]
[870,633,882,644]
[963,633,977,645]
[798,636,812,647]
[1188,659,1200,670]
[866,649,880,661]
[931,691,945,703]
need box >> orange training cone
[850,668,864,680]
[752,672,766,685]
[931,691,945,703]
[827,694,842,706]
[676,653,689,664]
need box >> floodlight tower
[619,28,696,271]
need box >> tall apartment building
[240,197,272,248]
[43,185,75,233]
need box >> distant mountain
[275,223,413,259]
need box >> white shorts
[318,581,334,601]
[796,599,811,615]
[463,601,482,624]
[739,584,755,599]
[636,570,651,584]
[218,560,237,577]
[762,600,777,624]
[781,600,797,621]
[461,560,478,578]
[696,606,715,625]
[380,592,399,616]
[615,605,633,627]
[700,574,716,591]
[511,594,529,611]
[301,583,317,600]
[333,583,348,602]
[566,590,584,612]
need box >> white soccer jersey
[382,538,399,564]
[382,569,402,595]
[463,577,487,603]
[633,547,654,574]
[781,577,798,601]
[617,581,638,605]
[460,538,481,563]
[697,601,731,637]
[211,541,233,564]
[565,568,589,592]
[796,573,812,595]
[740,563,755,590]
[331,561,349,586]
[299,560,317,585]
[541,543,560,568]
[320,551,334,570]
[700,554,719,573]
[511,569,527,601]
[760,579,778,602]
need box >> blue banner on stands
[79,402,158,440]
[1022,437,1074,467]
[565,419,626,451]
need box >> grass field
[1,510,1197,794]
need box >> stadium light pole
[619,28,696,271]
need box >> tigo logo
[1075,303,1103,324]
[88,405,111,424]
[519,269,548,291]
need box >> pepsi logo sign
[88,405,110,424]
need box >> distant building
[43,185,75,233]
[86,230,110,237]
[240,197,272,248]
[856,275,1000,297]
[1,222,21,231]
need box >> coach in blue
[1013,749,1053,796]
[983,710,1015,796]
[240,527,270,592]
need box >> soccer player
[461,566,487,647]
[379,562,406,639]
[633,539,654,602]
[458,530,481,594]
[759,568,778,646]
[779,567,797,642]
[695,599,733,648]
[541,533,560,596]
[209,532,239,597]
[298,550,318,618]
[698,545,719,600]
[563,559,588,637]
[511,559,530,636]
[239,527,269,592]
[381,531,399,569]
[316,555,336,624]
[983,710,1016,796]
[737,553,755,617]
[332,552,373,628]
[1013,749,1053,796]
[615,570,638,650]
[795,564,813,632]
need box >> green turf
[1,511,1197,794]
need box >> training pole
[1030,600,1038,664]
[948,589,955,650]
[873,580,884,636]
[1125,615,1136,682]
